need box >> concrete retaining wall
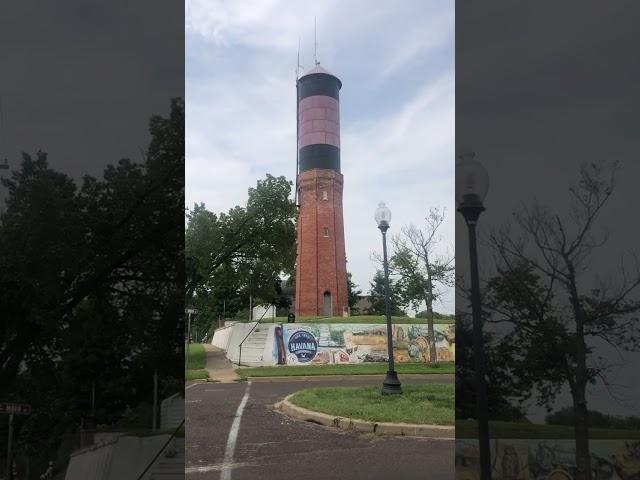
[161,394,184,430]
[456,438,639,480]
[211,324,234,350]
[65,434,175,480]
[223,322,257,362]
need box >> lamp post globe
[374,201,392,228]
[375,202,402,395]
[456,150,489,223]
[456,150,492,480]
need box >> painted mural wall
[456,439,640,480]
[273,323,455,365]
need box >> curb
[246,373,454,383]
[275,394,454,439]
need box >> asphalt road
[186,376,454,480]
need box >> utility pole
[185,308,196,370]
[6,413,13,480]
[0,158,9,218]
[152,369,158,431]
[1,403,31,480]
[91,382,96,418]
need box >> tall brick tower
[295,64,349,317]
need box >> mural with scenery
[273,323,455,365]
[455,439,640,480]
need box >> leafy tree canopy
[185,174,296,324]
[0,98,184,473]
[366,270,407,317]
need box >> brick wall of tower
[295,169,349,317]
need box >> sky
[0,0,182,205]
[456,0,640,420]
[185,0,455,314]
[0,0,184,219]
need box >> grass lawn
[236,361,454,378]
[186,343,209,380]
[186,369,209,381]
[456,419,640,439]
[259,315,454,324]
[186,343,206,370]
[289,384,454,425]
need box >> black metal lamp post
[456,150,491,480]
[375,202,402,395]
[186,308,196,371]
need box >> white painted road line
[185,382,201,391]
[186,461,255,473]
[220,381,252,480]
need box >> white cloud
[378,12,453,81]
[186,0,338,50]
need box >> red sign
[0,403,32,415]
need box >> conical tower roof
[298,63,341,88]
[300,63,334,77]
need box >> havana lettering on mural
[273,323,455,365]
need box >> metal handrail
[237,306,272,366]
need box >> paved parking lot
[186,376,454,480]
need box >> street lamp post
[456,150,491,480]
[375,202,402,395]
[186,308,196,371]
[0,159,9,218]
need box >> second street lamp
[374,202,402,395]
[185,308,196,371]
[456,150,491,480]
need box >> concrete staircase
[149,438,184,480]
[227,323,269,367]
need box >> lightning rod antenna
[296,37,302,79]
[314,17,319,65]
[295,39,301,207]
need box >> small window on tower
[323,227,329,237]
[322,190,328,201]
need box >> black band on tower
[298,73,341,101]
[299,144,340,173]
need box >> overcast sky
[456,0,640,420]
[0,1,182,200]
[185,0,455,314]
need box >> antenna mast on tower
[314,17,319,65]
[295,38,302,207]
[296,37,303,79]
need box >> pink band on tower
[298,95,340,148]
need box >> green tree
[366,270,406,316]
[347,272,362,313]
[374,208,454,363]
[455,313,526,421]
[0,98,185,473]
[416,310,453,320]
[546,407,640,430]
[485,163,640,480]
[185,174,296,321]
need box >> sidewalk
[203,344,240,383]
[248,373,454,382]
